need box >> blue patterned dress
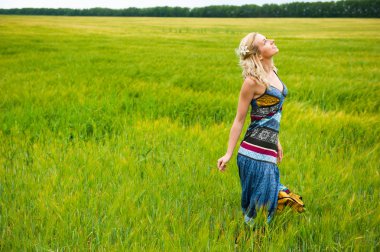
[237,70,290,225]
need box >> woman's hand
[277,141,283,164]
[217,153,232,172]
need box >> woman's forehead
[256,33,265,39]
[254,34,266,46]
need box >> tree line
[0,1,378,18]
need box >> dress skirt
[237,153,287,225]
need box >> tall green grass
[0,15,379,250]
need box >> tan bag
[277,190,305,213]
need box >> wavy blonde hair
[235,32,278,89]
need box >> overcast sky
[0,0,337,9]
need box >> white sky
[0,0,337,9]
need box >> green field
[0,15,379,251]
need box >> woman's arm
[217,78,256,171]
[226,79,256,156]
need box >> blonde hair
[235,32,278,89]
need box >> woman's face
[254,33,279,59]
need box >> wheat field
[0,15,379,251]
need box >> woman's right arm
[217,77,256,171]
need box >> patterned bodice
[238,71,288,164]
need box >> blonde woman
[217,32,292,226]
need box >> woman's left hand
[277,141,283,164]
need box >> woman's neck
[261,58,274,74]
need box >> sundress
[236,70,290,225]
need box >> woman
[217,32,291,226]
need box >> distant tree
[0,1,378,18]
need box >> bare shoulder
[239,76,256,99]
[245,75,257,84]
[243,76,259,90]
[242,76,265,99]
